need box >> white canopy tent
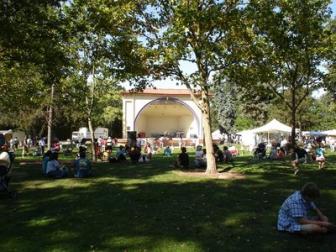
[251,119,292,144]
[301,131,327,137]
[322,129,336,136]
[236,130,257,151]
[252,119,292,134]
[212,129,223,140]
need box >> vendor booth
[251,119,292,144]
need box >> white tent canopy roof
[302,131,327,136]
[212,129,223,140]
[321,129,336,136]
[251,119,292,134]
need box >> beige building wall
[135,115,147,134]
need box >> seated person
[129,147,141,163]
[116,145,127,161]
[77,145,87,158]
[46,152,68,179]
[223,146,233,163]
[213,144,224,163]
[276,147,285,160]
[228,146,239,156]
[42,150,52,175]
[315,145,326,170]
[291,146,308,175]
[269,144,278,160]
[74,151,92,178]
[163,146,172,157]
[144,143,152,160]
[254,142,266,159]
[175,147,189,169]
[277,182,335,234]
[194,145,206,168]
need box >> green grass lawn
[1,151,336,251]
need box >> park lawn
[0,152,336,252]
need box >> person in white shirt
[38,137,46,155]
[46,152,68,178]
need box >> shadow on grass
[0,154,335,251]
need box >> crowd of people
[253,137,328,175]
[1,132,335,238]
[42,145,92,179]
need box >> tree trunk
[291,88,296,146]
[47,84,54,150]
[202,91,217,175]
[88,115,96,162]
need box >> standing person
[13,137,19,150]
[315,144,326,170]
[277,182,335,234]
[97,136,103,152]
[9,137,16,152]
[22,136,28,157]
[106,137,113,153]
[291,146,308,175]
[39,137,46,155]
[27,136,32,150]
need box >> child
[315,145,326,170]
[163,146,172,157]
[277,183,334,234]
[291,146,308,175]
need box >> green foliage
[147,0,249,173]
[0,0,69,83]
[212,80,237,135]
[245,0,333,142]
[0,62,48,132]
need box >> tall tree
[213,79,237,141]
[149,0,247,174]
[0,0,70,147]
[247,0,332,144]
[324,18,336,100]
[64,0,148,160]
